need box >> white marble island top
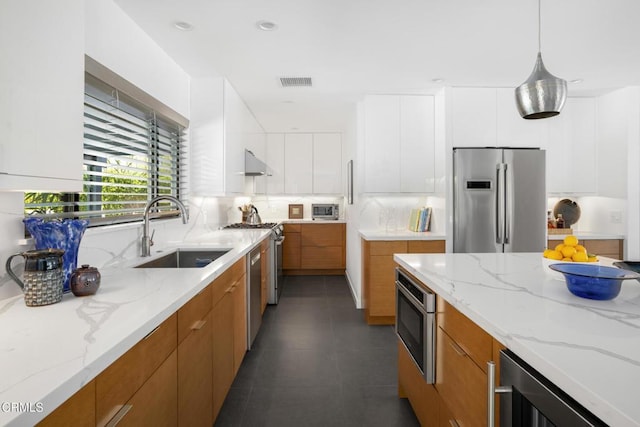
[0,228,271,426]
[394,252,640,427]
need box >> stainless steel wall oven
[395,268,436,383]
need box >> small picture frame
[288,204,303,219]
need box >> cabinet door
[398,341,439,427]
[546,98,597,194]
[261,240,270,314]
[212,293,234,420]
[37,381,95,427]
[363,95,401,192]
[232,273,247,374]
[116,350,178,427]
[265,133,285,194]
[313,133,342,194]
[178,311,213,426]
[0,0,83,191]
[283,228,301,269]
[450,88,497,147]
[496,88,549,148]
[400,96,436,192]
[223,80,248,194]
[284,133,313,193]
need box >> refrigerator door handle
[503,163,510,244]
[495,164,505,244]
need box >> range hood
[244,149,267,176]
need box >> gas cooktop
[223,222,278,229]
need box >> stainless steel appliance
[223,222,284,305]
[247,246,261,349]
[395,268,436,383]
[488,349,606,426]
[312,203,339,220]
[453,148,546,253]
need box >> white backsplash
[248,195,345,222]
[357,195,446,234]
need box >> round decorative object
[549,263,639,300]
[70,264,101,296]
[553,199,581,227]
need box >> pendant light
[515,0,567,119]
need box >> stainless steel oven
[488,349,606,426]
[395,268,436,383]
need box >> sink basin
[134,249,231,268]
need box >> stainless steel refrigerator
[453,148,546,253]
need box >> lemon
[554,243,565,252]
[572,252,588,262]
[547,250,563,260]
[562,257,573,261]
[561,246,577,258]
[563,235,579,247]
[587,254,598,262]
[543,249,554,258]
[575,244,587,253]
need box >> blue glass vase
[23,218,89,293]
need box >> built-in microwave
[311,203,339,220]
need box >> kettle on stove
[246,205,262,225]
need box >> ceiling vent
[279,77,312,87]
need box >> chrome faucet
[141,195,189,257]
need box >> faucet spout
[141,195,189,257]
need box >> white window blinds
[24,73,187,226]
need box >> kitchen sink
[134,248,231,268]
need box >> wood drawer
[582,239,623,259]
[212,258,245,307]
[301,223,344,247]
[300,246,344,269]
[284,223,301,233]
[408,240,445,253]
[96,313,177,426]
[178,285,212,344]
[437,300,492,372]
[436,329,487,427]
[367,240,407,256]
[37,381,95,427]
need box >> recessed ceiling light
[432,78,445,83]
[569,78,584,84]
[256,20,278,31]
[174,21,194,31]
[291,127,299,130]
[282,100,294,104]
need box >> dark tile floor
[214,275,420,427]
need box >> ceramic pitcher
[6,249,65,306]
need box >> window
[25,72,188,226]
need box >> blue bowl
[548,263,640,300]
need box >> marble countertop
[394,252,640,427]
[359,229,446,240]
[0,228,271,426]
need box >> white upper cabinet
[284,134,313,194]
[313,133,342,194]
[0,0,84,191]
[450,87,548,148]
[264,133,285,194]
[190,78,264,196]
[546,97,597,195]
[363,95,436,193]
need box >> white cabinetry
[313,133,342,194]
[450,87,548,148]
[0,0,84,191]
[263,133,285,194]
[546,97,597,195]
[284,134,313,194]
[190,78,265,195]
[363,95,436,193]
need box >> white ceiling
[114,0,640,133]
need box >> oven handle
[487,360,513,427]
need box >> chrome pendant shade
[515,52,567,119]
[514,0,567,119]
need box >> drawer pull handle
[448,340,467,357]
[487,361,513,427]
[105,404,133,427]
[143,325,160,340]
[191,319,207,331]
[449,420,460,427]
[225,285,234,293]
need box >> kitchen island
[0,228,271,426]
[394,252,640,426]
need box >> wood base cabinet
[283,223,346,275]
[37,381,96,427]
[362,239,445,325]
[548,238,623,260]
[398,340,439,427]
